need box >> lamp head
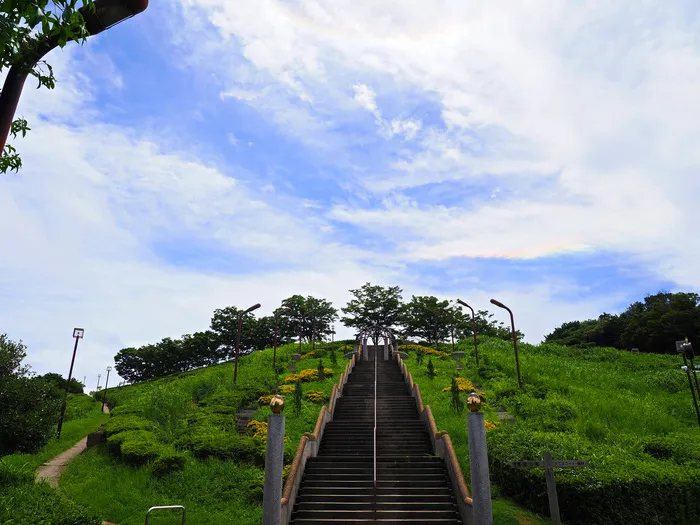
[80,0,149,36]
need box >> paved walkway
[35,403,115,524]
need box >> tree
[0,334,62,454]
[210,306,259,359]
[446,305,470,352]
[0,0,96,173]
[280,295,338,351]
[40,372,83,393]
[401,295,452,350]
[341,283,404,344]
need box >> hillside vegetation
[404,338,698,525]
[60,342,344,525]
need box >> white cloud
[353,83,379,117]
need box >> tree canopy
[0,0,96,173]
[544,291,700,353]
[341,283,403,342]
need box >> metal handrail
[373,345,377,490]
[145,505,185,525]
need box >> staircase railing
[373,345,377,490]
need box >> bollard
[363,339,368,361]
[262,396,285,525]
[384,339,389,360]
[467,392,493,525]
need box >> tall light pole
[457,299,479,366]
[96,373,101,392]
[490,298,523,389]
[234,303,261,384]
[56,328,84,439]
[101,366,112,412]
[0,0,150,154]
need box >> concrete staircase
[290,348,463,524]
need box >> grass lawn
[59,343,349,524]
[403,338,699,525]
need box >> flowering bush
[248,420,289,442]
[258,395,274,406]
[399,344,450,359]
[304,391,328,404]
[284,368,334,384]
[442,377,475,393]
[278,385,295,395]
[301,350,321,359]
[485,420,497,432]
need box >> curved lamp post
[234,303,261,384]
[0,0,150,154]
[101,365,112,412]
[457,299,479,366]
[490,298,523,389]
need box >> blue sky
[1,0,699,386]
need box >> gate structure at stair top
[355,325,397,360]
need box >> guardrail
[394,351,474,524]
[145,505,185,524]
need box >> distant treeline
[545,291,700,354]
[114,284,521,384]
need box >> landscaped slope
[403,339,699,525]
[60,342,347,525]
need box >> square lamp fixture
[73,328,85,339]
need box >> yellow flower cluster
[399,344,450,358]
[284,368,334,383]
[338,345,353,353]
[258,395,274,406]
[485,420,497,432]
[442,377,475,392]
[248,419,289,442]
[247,420,267,439]
[304,391,328,403]
[301,350,321,359]
[278,385,295,395]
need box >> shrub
[258,395,274,406]
[150,451,187,477]
[0,374,62,455]
[426,358,436,379]
[105,415,154,436]
[284,368,334,384]
[330,347,337,365]
[304,391,328,404]
[641,434,700,464]
[247,420,268,440]
[185,429,266,467]
[442,377,474,393]
[119,431,164,466]
[317,360,326,381]
[278,384,295,396]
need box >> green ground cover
[0,394,108,525]
[403,339,699,525]
[60,343,346,524]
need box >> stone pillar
[262,413,285,525]
[467,409,493,525]
[384,338,389,360]
[362,339,368,361]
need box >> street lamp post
[101,366,112,412]
[457,299,479,366]
[0,0,149,155]
[490,298,523,389]
[56,328,84,439]
[273,311,279,373]
[234,303,261,384]
[96,373,101,391]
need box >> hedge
[488,425,700,525]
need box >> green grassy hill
[404,339,699,525]
[59,342,345,525]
